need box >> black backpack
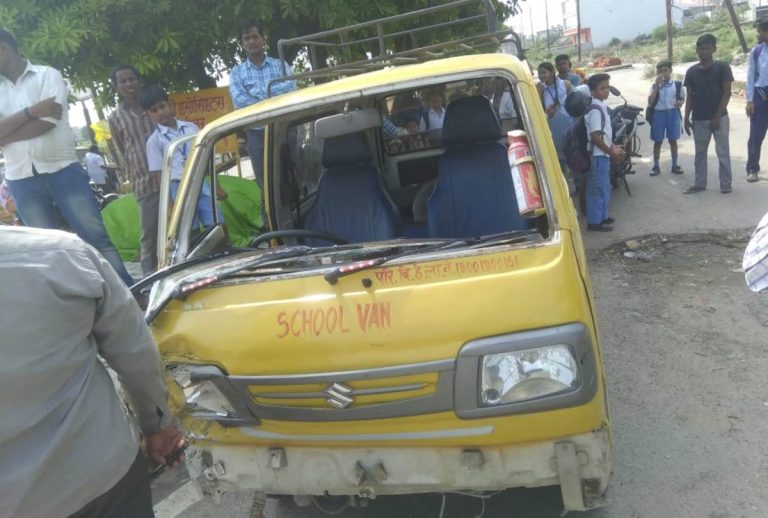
[564,104,604,174]
[645,80,683,125]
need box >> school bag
[564,104,604,174]
[645,80,682,125]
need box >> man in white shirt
[585,73,625,232]
[419,87,446,132]
[0,29,133,285]
[85,145,107,186]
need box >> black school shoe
[603,217,615,224]
[671,166,684,174]
[587,223,613,232]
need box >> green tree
[651,23,677,42]
[0,0,523,108]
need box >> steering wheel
[249,229,349,248]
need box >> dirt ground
[586,232,768,518]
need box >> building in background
[560,0,685,47]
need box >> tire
[610,171,620,188]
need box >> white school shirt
[746,42,768,102]
[648,80,684,111]
[0,62,77,180]
[145,119,199,181]
[585,97,612,157]
[542,78,570,117]
[85,151,106,185]
[496,90,518,119]
[418,106,446,131]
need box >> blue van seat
[303,132,398,245]
[427,96,532,238]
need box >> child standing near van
[648,59,685,176]
[142,85,225,228]
[586,74,625,232]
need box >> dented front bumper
[186,427,611,512]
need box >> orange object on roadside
[507,130,545,217]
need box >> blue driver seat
[303,131,398,244]
[427,95,531,238]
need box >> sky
[508,0,738,38]
[508,0,555,38]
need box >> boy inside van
[648,59,685,176]
[586,74,625,232]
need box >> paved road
[152,66,768,517]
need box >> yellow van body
[148,53,611,512]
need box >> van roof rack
[270,0,523,94]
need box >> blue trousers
[587,156,611,225]
[8,162,134,285]
[747,93,768,174]
[169,179,220,228]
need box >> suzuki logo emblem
[324,382,354,409]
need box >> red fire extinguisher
[507,130,545,217]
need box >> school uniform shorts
[651,109,681,142]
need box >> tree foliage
[0,0,524,107]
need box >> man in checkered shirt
[744,211,768,292]
[229,20,296,200]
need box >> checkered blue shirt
[229,56,296,109]
[744,211,768,293]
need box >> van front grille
[226,360,454,421]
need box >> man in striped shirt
[108,65,159,276]
[744,211,768,293]
[229,20,296,199]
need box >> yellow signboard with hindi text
[169,87,237,155]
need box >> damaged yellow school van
[135,1,611,513]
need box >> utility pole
[529,4,535,44]
[576,0,582,61]
[666,0,673,60]
[723,0,749,53]
[545,0,551,54]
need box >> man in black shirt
[683,33,734,194]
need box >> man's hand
[709,116,721,130]
[747,102,755,118]
[145,424,186,467]
[675,99,684,109]
[28,97,62,120]
[609,145,626,164]
[684,118,692,136]
[215,185,228,201]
